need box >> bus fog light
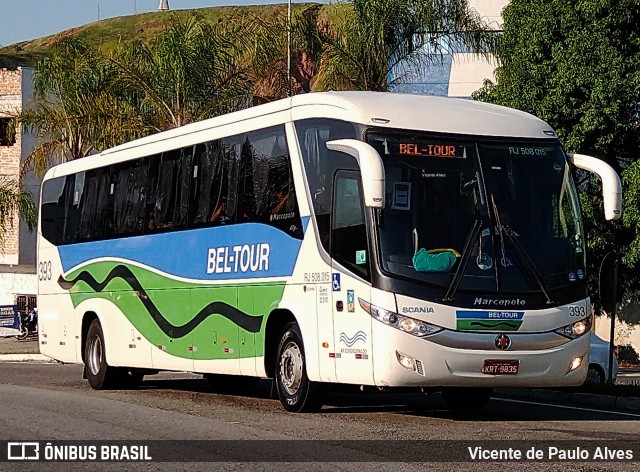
[396,351,416,371]
[568,356,583,373]
[573,321,587,336]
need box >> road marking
[495,397,640,418]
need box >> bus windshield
[367,132,586,294]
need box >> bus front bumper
[372,323,590,388]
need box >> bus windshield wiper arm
[501,226,555,305]
[443,218,482,302]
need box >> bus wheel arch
[264,309,297,379]
[585,364,605,384]
[274,321,326,412]
[81,311,100,365]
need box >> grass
[0,3,326,68]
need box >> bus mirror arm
[326,139,385,208]
[567,153,622,221]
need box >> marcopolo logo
[474,297,525,307]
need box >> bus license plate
[482,360,519,375]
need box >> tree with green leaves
[473,0,640,304]
[250,4,324,100]
[109,14,252,130]
[17,37,148,176]
[312,0,497,92]
[0,177,36,245]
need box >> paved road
[0,362,639,470]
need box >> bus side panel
[38,244,77,363]
[330,271,374,385]
[191,285,239,375]
[73,297,153,369]
[236,284,283,377]
[276,284,322,382]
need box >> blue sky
[0,0,316,47]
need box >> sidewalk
[0,336,52,362]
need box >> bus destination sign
[398,142,466,158]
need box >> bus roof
[290,91,556,140]
[45,91,557,179]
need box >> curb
[0,353,55,363]
[495,388,640,412]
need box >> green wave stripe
[66,261,285,360]
[456,319,523,332]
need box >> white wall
[0,271,37,305]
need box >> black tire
[441,387,493,412]
[275,322,325,412]
[204,373,260,391]
[584,365,604,385]
[85,319,121,389]
[16,326,29,341]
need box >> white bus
[38,92,621,412]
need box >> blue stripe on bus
[59,218,309,281]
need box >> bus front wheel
[441,387,493,412]
[275,322,325,412]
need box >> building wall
[389,0,509,98]
[0,67,38,304]
[0,68,23,265]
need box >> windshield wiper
[443,218,482,302]
[500,226,555,305]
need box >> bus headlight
[359,298,443,337]
[554,316,592,339]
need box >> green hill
[0,3,326,69]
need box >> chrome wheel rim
[280,341,303,395]
[88,335,102,376]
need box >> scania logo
[495,334,511,351]
[401,306,435,314]
[474,297,525,307]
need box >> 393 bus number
[568,305,586,317]
[39,260,52,281]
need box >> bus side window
[150,148,191,230]
[40,176,66,245]
[295,118,358,253]
[77,168,111,241]
[112,160,147,236]
[332,171,370,280]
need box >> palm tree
[109,14,252,131]
[17,37,148,176]
[314,0,498,92]
[0,177,36,245]
[251,4,324,100]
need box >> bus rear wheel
[275,322,325,412]
[85,319,137,389]
[441,387,493,412]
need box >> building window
[0,118,16,146]
[16,295,37,315]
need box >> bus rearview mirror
[567,153,622,221]
[326,139,385,208]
